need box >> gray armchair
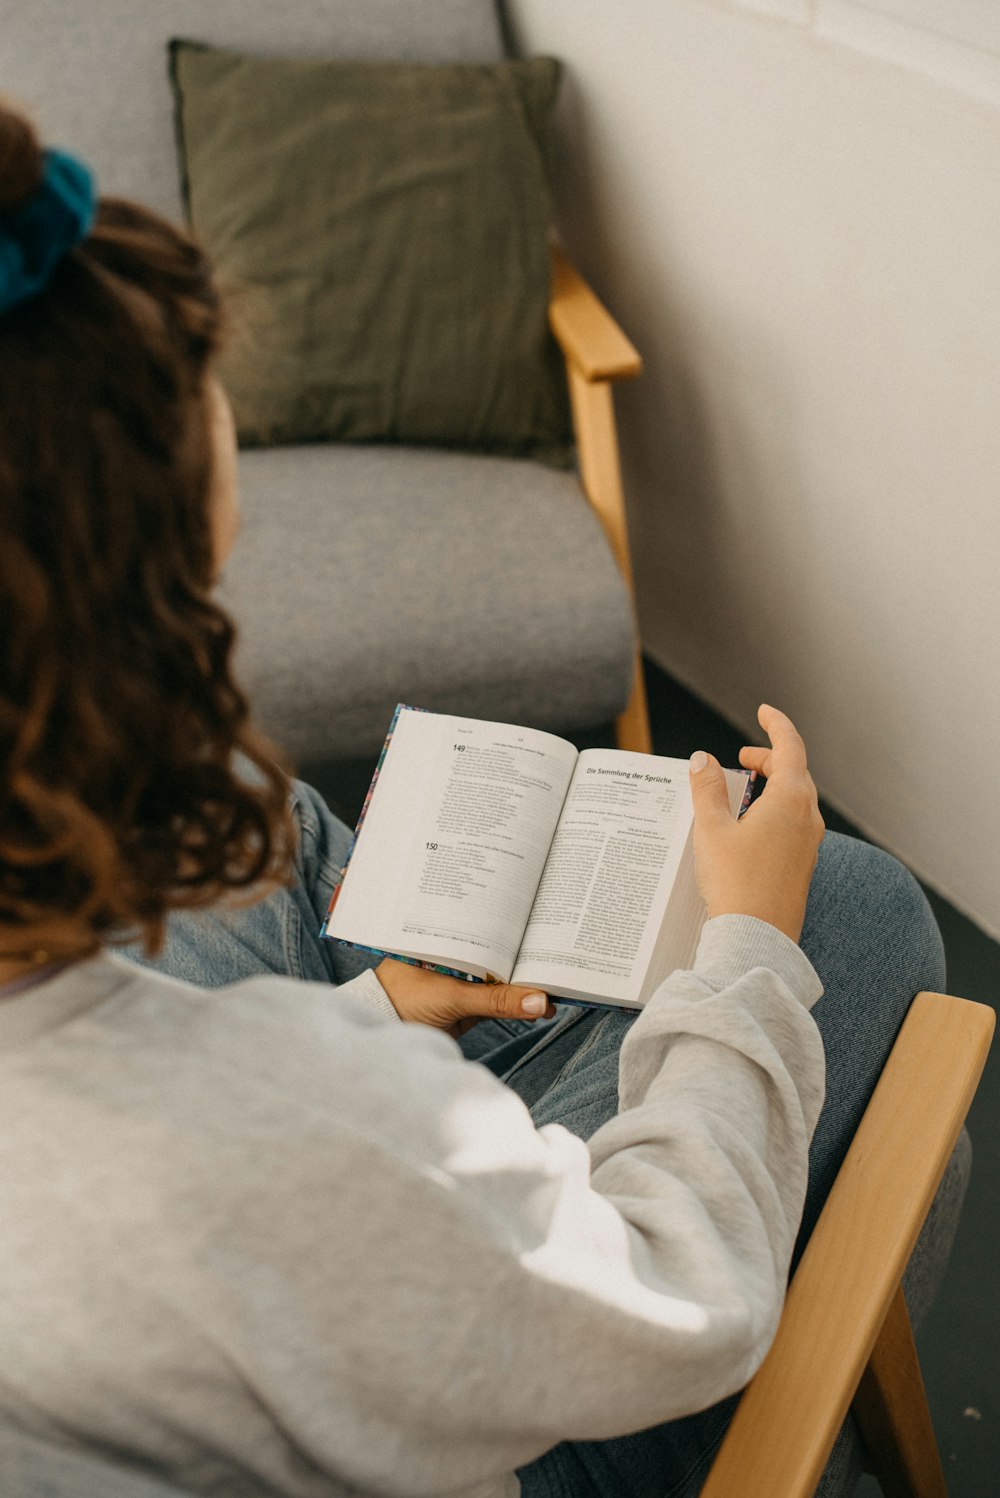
[1,0,650,770]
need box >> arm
[256,708,825,1492]
[211,919,823,1497]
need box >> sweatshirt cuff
[694,915,823,1009]
[338,966,402,1025]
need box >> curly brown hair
[0,102,293,962]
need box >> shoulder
[95,952,457,1097]
[16,954,511,1173]
[0,952,549,1230]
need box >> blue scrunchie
[0,148,96,316]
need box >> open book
[322,706,752,1010]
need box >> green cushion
[169,41,572,464]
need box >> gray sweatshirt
[0,916,824,1498]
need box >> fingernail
[689,751,709,774]
[521,993,547,1015]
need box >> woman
[0,103,944,1498]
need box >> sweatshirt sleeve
[334,964,401,1024]
[185,917,825,1497]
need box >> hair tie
[0,148,96,316]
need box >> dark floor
[303,657,999,1496]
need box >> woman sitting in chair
[0,102,945,1498]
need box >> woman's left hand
[375,958,556,1037]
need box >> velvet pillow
[169,41,572,464]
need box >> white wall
[505,0,1000,937]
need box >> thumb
[689,751,732,826]
[481,982,553,1021]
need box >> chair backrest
[0,0,504,222]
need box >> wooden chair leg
[851,1283,949,1498]
[615,647,652,753]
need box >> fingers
[738,744,771,774]
[484,983,555,1021]
[376,959,555,1030]
[758,703,806,753]
[739,704,809,782]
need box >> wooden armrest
[550,246,650,752]
[548,247,642,383]
[700,991,994,1498]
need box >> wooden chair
[701,990,995,1498]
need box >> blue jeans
[128,779,946,1498]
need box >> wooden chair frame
[548,248,651,754]
[701,990,994,1498]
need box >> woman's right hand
[689,704,825,944]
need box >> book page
[511,750,693,1005]
[325,710,577,981]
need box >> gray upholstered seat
[225,443,633,760]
